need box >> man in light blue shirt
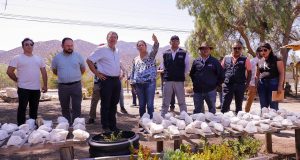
[52,37,86,123]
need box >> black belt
[59,81,80,85]
[106,76,119,80]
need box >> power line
[0,13,192,33]
[0,1,188,20]
[4,0,7,10]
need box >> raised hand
[152,34,158,43]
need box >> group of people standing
[6,31,284,132]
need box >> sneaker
[140,128,145,132]
[86,118,95,124]
[121,107,128,114]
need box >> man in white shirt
[87,31,121,132]
[7,38,48,125]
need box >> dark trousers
[131,84,137,105]
[17,88,41,125]
[221,83,246,114]
[193,90,216,114]
[58,82,82,124]
[99,77,121,129]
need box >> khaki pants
[245,86,257,112]
[161,81,187,117]
[89,83,100,119]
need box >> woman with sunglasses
[130,34,159,119]
[257,43,284,110]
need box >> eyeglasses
[233,47,242,50]
[258,49,268,52]
[24,43,34,47]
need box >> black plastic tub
[88,130,139,157]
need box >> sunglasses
[24,43,34,47]
[199,47,210,50]
[258,49,268,52]
[233,47,242,50]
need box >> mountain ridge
[0,39,174,70]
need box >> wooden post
[59,146,74,160]
[265,133,273,153]
[157,141,164,152]
[174,139,182,150]
[295,129,300,160]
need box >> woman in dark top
[257,43,284,110]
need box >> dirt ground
[0,91,300,160]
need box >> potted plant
[88,130,139,157]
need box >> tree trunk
[237,27,255,57]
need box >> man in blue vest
[221,40,252,114]
[161,35,190,117]
[190,42,224,114]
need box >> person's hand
[152,34,158,43]
[96,72,107,80]
[42,86,48,93]
[157,69,164,73]
[277,85,283,94]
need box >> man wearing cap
[189,42,224,114]
[161,35,190,117]
[221,40,252,114]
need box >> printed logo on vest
[178,55,184,58]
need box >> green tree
[177,0,300,65]
[0,64,16,88]
[45,53,58,89]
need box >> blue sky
[0,0,194,50]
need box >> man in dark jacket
[190,42,224,113]
[221,40,252,114]
[161,35,190,117]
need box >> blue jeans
[134,80,156,118]
[193,90,217,114]
[257,78,279,110]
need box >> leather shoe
[120,107,128,114]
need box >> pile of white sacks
[0,117,90,147]
[140,108,300,136]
